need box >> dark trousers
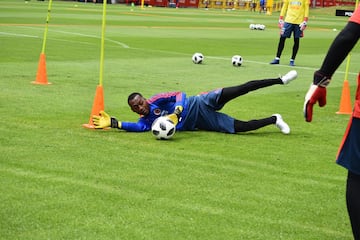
[347,170,360,240]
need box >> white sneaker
[281,70,297,84]
[273,114,290,134]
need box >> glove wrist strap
[111,117,120,128]
[174,106,183,118]
[314,70,331,87]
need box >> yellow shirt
[280,0,310,24]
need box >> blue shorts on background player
[270,0,310,66]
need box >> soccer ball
[258,24,266,30]
[192,53,204,64]
[232,55,243,67]
[249,23,265,30]
[151,116,176,140]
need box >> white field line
[1,26,358,77]
[0,31,39,38]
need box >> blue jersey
[121,91,186,132]
[121,89,236,133]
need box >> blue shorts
[337,117,360,175]
[180,89,236,133]
[281,22,303,38]
[336,75,360,175]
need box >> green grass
[1,1,359,239]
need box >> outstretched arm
[92,111,150,132]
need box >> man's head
[128,92,150,116]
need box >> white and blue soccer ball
[192,52,204,64]
[258,24,266,30]
[232,55,243,67]
[151,116,176,140]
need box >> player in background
[303,5,360,239]
[270,0,310,66]
[92,70,297,135]
[259,0,266,13]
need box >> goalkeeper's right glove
[92,111,122,129]
[303,71,331,122]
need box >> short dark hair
[128,92,142,104]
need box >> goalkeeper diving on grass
[92,70,297,135]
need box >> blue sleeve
[149,91,186,113]
[174,92,186,111]
[121,118,151,132]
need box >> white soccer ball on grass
[192,52,204,64]
[232,55,243,67]
[151,116,176,140]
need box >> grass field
[1,1,359,239]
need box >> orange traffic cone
[83,85,105,129]
[32,53,51,85]
[336,80,352,115]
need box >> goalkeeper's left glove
[92,111,122,129]
[303,70,331,122]
[299,18,308,31]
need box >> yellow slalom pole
[98,0,107,87]
[344,53,351,81]
[32,0,53,85]
[83,0,107,128]
[41,0,53,54]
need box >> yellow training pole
[41,0,52,54]
[98,0,107,87]
[83,0,107,129]
[32,0,53,85]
